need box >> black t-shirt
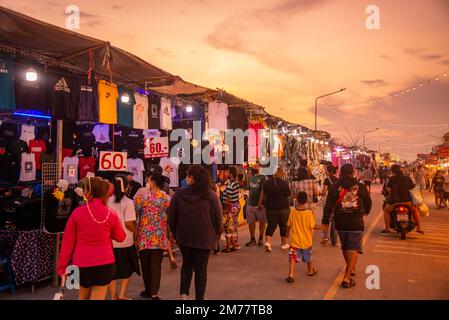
[432,176,445,191]
[127,180,142,199]
[46,71,77,120]
[387,174,415,202]
[324,176,339,187]
[14,63,47,112]
[263,177,291,210]
[148,95,161,130]
[76,77,99,121]
[228,107,248,131]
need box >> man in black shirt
[382,165,424,234]
[321,165,340,246]
[125,171,142,199]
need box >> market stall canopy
[0,6,173,87]
[148,77,212,96]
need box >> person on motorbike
[382,165,424,234]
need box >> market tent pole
[52,119,63,287]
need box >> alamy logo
[365,265,381,289]
[54,78,71,93]
[65,5,80,30]
[365,5,381,30]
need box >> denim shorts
[289,247,312,263]
[337,231,363,254]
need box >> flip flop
[341,278,356,288]
[381,229,391,233]
[221,248,231,253]
[307,269,318,277]
[286,276,295,283]
[416,230,425,235]
[169,259,178,269]
[351,270,356,277]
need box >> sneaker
[245,239,257,247]
[179,294,189,300]
[280,244,290,250]
[264,242,272,252]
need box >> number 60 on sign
[99,151,128,171]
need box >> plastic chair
[0,256,16,294]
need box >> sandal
[341,278,356,288]
[381,229,391,233]
[351,269,356,277]
[221,248,231,253]
[286,276,295,283]
[321,237,329,246]
[307,269,318,277]
[169,259,178,269]
[416,229,425,235]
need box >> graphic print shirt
[19,152,36,182]
[62,156,79,184]
[133,93,149,129]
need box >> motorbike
[390,204,416,240]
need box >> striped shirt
[222,180,240,204]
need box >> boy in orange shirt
[286,191,318,282]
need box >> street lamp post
[315,88,346,131]
[363,128,380,149]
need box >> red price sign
[99,151,128,171]
[144,137,169,158]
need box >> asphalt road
[2,183,449,300]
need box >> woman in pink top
[57,177,126,300]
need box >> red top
[79,157,96,179]
[29,139,46,170]
[56,198,126,276]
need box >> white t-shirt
[159,156,180,188]
[19,152,36,182]
[62,156,79,184]
[133,93,149,129]
[127,158,145,185]
[143,129,161,139]
[20,124,35,145]
[160,97,172,130]
[208,101,228,132]
[108,195,137,248]
[92,124,110,144]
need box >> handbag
[418,203,430,217]
[409,187,424,205]
[385,185,400,204]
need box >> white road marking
[375,244,449,254]
[373,249,449,259]
[377,240,449,249]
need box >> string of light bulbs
[378,125,449,140]
[321,71,448,109]
[324,107,449,128]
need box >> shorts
[337,231,363,254]
[246,205,267,224]
[79,263,116,288]
[289,247,312,263]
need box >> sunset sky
[3,0,449,160]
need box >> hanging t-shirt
[29,139,46,170]
[92,124,110,144]
[148,95,161,129]
[13,63,47,112]
[46,72,76,120]
[160,97,172,130]
[79,157,96,179]
[127,158,145,185]
[126,128,144,154]
[77,77,99,121]
[98,80,118,124]
[19,152,36,182]
[208,101,228,132]
[248,121,265,161]
[62,156,79,184]
[159,156,180,188]
[143,129,161,139]
[0,55,15,111]
[20,124,35,145]
[133,93,149,129]
[117,86,135,127]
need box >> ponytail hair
[113,174,129,203]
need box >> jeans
[179,245,210,300]
[139,249,163,296]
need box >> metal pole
[53,119,63,287]
[314,98,318,131]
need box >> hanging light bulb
[325,141,329,145]
[121,93,130,103]
[26,68,37,82]
[186,105,193,113]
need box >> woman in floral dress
[134,171,170,300]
